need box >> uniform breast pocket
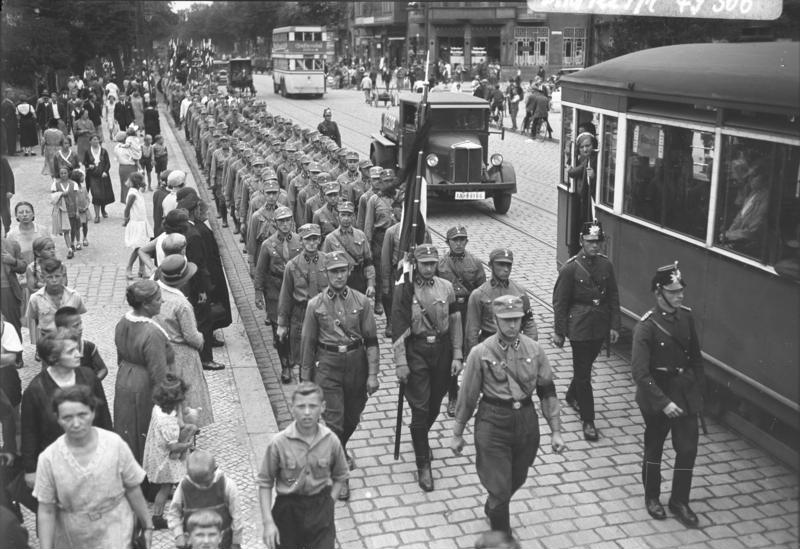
[280,458,301,484]
[345,306,363,332]
[311,457,331,479]
[484,358,507,383]
[431,299,448,324]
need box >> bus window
[600,117,617,207]
[623,121,712,240]
[716,136,800,266]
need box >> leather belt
[319,340,363,353]
[413,334,443,344]
[482,395,532,410]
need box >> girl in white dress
[122,172,153,279]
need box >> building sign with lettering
[472,46,487,64]
[451,46,465,65]
[526,0,782,20]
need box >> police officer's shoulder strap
[565,255,578,263]
[680,305,692,311]
[641,309,653,321]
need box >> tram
[271,26,333,98]
[556,42,800,463]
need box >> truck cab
[370,92,516,214]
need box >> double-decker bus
[557,42,799,464]
[271,26,333,98]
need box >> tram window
[561,106,574,187]
[716,136,800,268]
[622,122,712,240]
[600,117,617,207]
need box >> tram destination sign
[526,0,782,20]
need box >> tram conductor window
[622,122,712,240]
[716,136,800,266]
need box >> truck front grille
[451,143,482,183]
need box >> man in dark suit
[1,90,17,156]
[114,92,133,132]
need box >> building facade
[349,1,591,78]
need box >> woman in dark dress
[83,134,114,222]
[20,332,112,488]
[114,280,173,464]
[16,101,38,156]
[143,99,160,139]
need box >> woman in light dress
[41,118,65,177]
[122,172,153,280]
[33,384,154,549]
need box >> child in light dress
[141,134,154,191]
[122,172,153,279]
[70,169,90,249]
[142,374,199,530]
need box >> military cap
[651,261,685,292]
[346,151,360,160]
[316,172,331,184]
[581,220,605,241]
[275,206,293,220]
[301,155,312,164]
[271,137,283,145]
[336,148,348,158]
[252,156,266,166]
[212,131,221,138]
[298,223,322,238]
[325,251,350,270]
[446,226,468,240]
[489,248,514,264]
[338,201,355,214]
[380,168,396,182]
[492,295,525,319]
[216,122,227,129]
[414,244,439,263]
[323,181,340,195]
[369,166,383,178]
[263,178,280,191]
[359,159,374,170]
[285,143,297,152]
[308,162,322,173]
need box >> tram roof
[561,42,800,114]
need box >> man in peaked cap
[356,166,382,231]
[337,150,362,204]
[303,171,331,226]
[437,225,486,417]
[300,250,380,500]
[364,168,400,317]
[631,261,703,529]
[295,162,322,227]
[255,205,303,384]
[276,223,329,384]
[552,220,620,442]
[246,176,283,277]
[391,244,463,492]
[312,181,342,240]
[321,201,375,297]
[465,248,537,355]
[451,295,565,539]
[209,134,232,227]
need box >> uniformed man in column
[392,244,463,492]
[209,134,232,227]
[552,220,620,441]
[437,225,486,417]
[246,175,281,278]
[255,206,303,383]
[336,151,362,204]
[451,295,565,540]
[465,249,537,354]
[300,251,380,501]
[364,169,400,316]
[277,224,330,384]
[631,262,703,529]
[312,181,341,241]
[321,201,375,297]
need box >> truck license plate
[455,191,485,200]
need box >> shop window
[715,135,800,268]
[563,27,586,67]
[600,117,617,207]
[513,26,549,67]
[623,121,712,240]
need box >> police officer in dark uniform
[631,262,703,528]
[300,251,380,501]
[317,108,342,148]
[392,244,463,492]
[437,226,486,417]
[451,295,566,539]
[552,220,620,441]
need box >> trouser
[314,348,368,449]
[447,299,468,401]
[273,487,335,549]
[68,216,80,245]
[565,338,604,423]
[405,336,452,466]
[370,229,386,305]
[195,301,214,363]
[212,185,227,224]
[288,304,307,366]
[268,320,291,371]
[641,412,699,504]
[475,401,540,534]
[508,103,519,129]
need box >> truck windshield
[429,109,486,131]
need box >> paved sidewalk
[9,110,274,548]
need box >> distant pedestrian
[1,89,17,156]
[360,73,372,104]
[144,99,160,140]
[257,382,348,549]
[72,109,95,161]
[70,170,90,249]
[122,172,153,280]
[153,134,169,180]
[41,119,65,178]
[0,156,14,234]
[114,130,138,204]
[83,134,113,222]
[16,101,38,156]
[140,134,154,191]
[317,108,341,148]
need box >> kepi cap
[446,225,468,240]
[275,206,293,220]
[492,295,525,319]
[298,223,321,238]
[338,201,355,214]
[323,181,340,195]
[325,251,350,270]
[581,220,604,241]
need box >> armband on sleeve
[536,381,556,400]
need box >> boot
[417,462,434,492]
[280,357,293,384]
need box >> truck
[227,58,255,95]
[370,92,516,214]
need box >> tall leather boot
[411,427,433,492]
[279,354,293,384]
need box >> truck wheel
[493,192,512,214]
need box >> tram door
[561,106,601,257]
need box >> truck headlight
[490,153,503,167]
[426,154,439,167]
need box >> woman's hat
[114,131,127,143]
[176,187,200,211]
[158,255,198,287]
